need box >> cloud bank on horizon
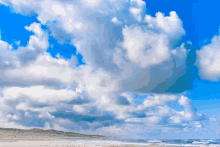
[0,0,218,139]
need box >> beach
[0,140,219,147]
[0,128,219,147]
[0,140,155,147]
[0,140,186,147]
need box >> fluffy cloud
[0,87,207,136]
[4,86,79,104]
[0,22,48,69]
[122,26,170,68]
[196,32,220,81]
[0,0,208,139]
[145,11,185,39]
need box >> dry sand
[1,140,219,147]
[0,140,180,147]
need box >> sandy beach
[0,128,219,147]
[0,140,219,147]
[0,140,182,147]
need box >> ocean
[52,138,220,146]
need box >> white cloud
[16,102,57,113]
[0,119,30,129]
[0,0,209,139]
[145,11,185,39]
[143,94,178,108]
[14,40,20,46]
[130,7,142,22]
[0,0,8,6]
[7,114,20,120]
[92,125,129,138]
[25,22,44,37]
[81,0,101,8]
[13,22,49,66]
[196,32,220,81]
[1,51,81,87]
[38,112,55,119]
[122,26,170,68]
[52,4,66,16]
[4,86,78,104]
[73,105,86,114]
[178,96,196,120]
[170,116,181,124]
[111,17,122,25]
[209,117,217,122]
[195,121,202,128]
[131,0,145,7]
[44,122,51,130]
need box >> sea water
[52,138,220,146]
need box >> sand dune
[0,127,111,142]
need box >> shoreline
[0,139,219,147]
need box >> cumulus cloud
[122,26,170,68]
[0,0,208,139]
[145,11,185,39]
[196,31,220,81]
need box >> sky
[0,0,220,140]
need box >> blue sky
[0,0,220,139]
